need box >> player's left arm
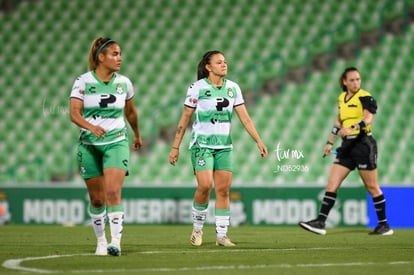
[124,97,142,150]
[234,104,268,158]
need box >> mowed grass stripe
[1,225,413,274]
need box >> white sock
[192,206,208,232]
[88,209,107,243]
[216,216,230,238]
[107,211,124,245]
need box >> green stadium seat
[1,0,413,185]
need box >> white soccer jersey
[184,78,245,149]
[70,71,134,145]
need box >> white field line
[72,261,412,273]
[2,254,90,273]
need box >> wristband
[172,146,179,150]
[326,141,334,145]
[331,125,341,135]
[358,120,367,129]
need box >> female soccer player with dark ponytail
[169,50,268,246]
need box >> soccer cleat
[299,219,327,235]
[107,242,121,256]
[95,240,108,256]
[369,223,394,236]
[190,230,203,246]
[216,236,236,247]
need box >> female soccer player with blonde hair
[70,37,142,256]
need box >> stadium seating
[0,0,413,186]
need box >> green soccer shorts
[190,144,233,172]
[77,139,130,179]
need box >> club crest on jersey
[116,83,124,94]
[198,158,206,167]
[227,88,234,98]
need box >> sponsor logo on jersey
[216,98,229,111]
[89,86,96,93]
[210,113,230,124]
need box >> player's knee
[196,185,212,197]
[90,198,105,208]
[215,187,230,198]
[105,190,121,203]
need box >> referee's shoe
[299,219,327,235]
[369,223,394,236]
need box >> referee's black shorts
[334,135,377,170]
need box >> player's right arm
[70,97,106,139]
[169,106,194,166]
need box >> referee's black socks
[373,194,388,225]
[318,192,337,222]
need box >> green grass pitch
[0,225,413,274]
